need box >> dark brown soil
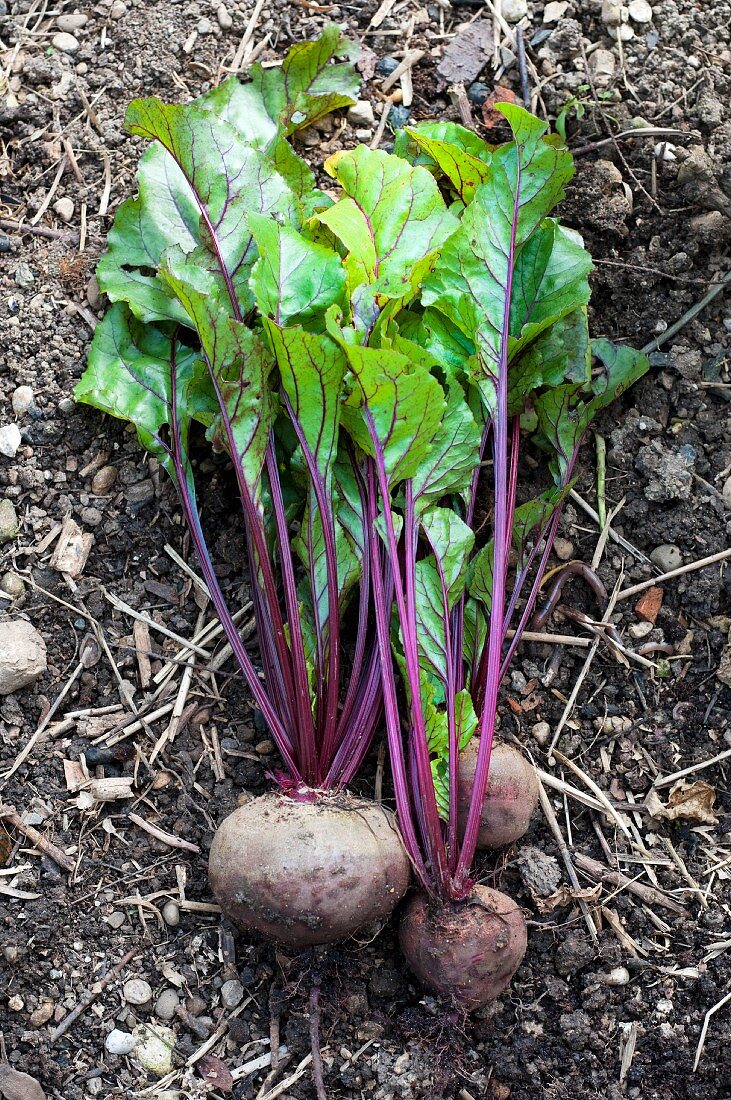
[1,0,730,1098]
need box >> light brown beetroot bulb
[208,790,411,947]
[458,739,539,849]
[399,885,527,1011]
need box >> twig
[547,575,623,755]
[370,100,392,150]
[552,750,632,841]
[661,836,708,910]
[228,0,266,72]
[537,779,599,942]
[258,1054,313,1100]
[616,547,731,601]
[515,26,530,107]
[0,805,75,873]
[381,49,425,93]
[127,812,201,854]
[30,155,67,225]
[309,979,327,1100]
[573,852,688,916]
[569,489,650,563]
[595,434,607,530]
[49,946,140,1043]
[694,991,731,1072]
[652,747,731,790]
[103,588,211,657]
[0,217,78,243]
[573,126,687,157]
[641,269,731,355]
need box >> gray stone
[52,31,80,53]
[11,386,34,419]
[123,978,153,1007]
[628,0,652,21]
[57,12,88,31]
[601,0,623,24]
[197,16,213,33]
[0,620,47,694]
[110,0,127,17]
[217,3,232,28]
[555,932,596,977]
[105,1028,137,1055]
[518,846,562,897]
[650,544,682,573]
[220,979,244,1008]
[133,1024,175,1076]
[14,262,34,288]
[0,500,19,544]
[154,989,179,1021]
[348,99,375,127]
[636,442,696,502]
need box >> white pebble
[0,423,21,458]
[605,966,631,985]
[105,1028,137,1055]
[53,197,75,223]
[124,978,153,1007]
[11,386,34,419]
[628,620,653,639]
[553,537,574,561]
[197,17,213,33]
[52,31,79,53]
[57,12,88,31]
[348,100,375,127]
[217,3,232,29]
[543,0,568,20]
[162,900,180,927]
[531,721,551,747]
[608,22,635,39]
[628,0,652,21]
[109,0,127,17]
[501,0,528,22]
[601,0,623,24]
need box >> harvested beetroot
[208,791,411,946]
[458,740,539,849]
[399,885,527,1011]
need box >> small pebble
[543,0,568,20]
[628,620,653,640]
[501,0,528,21]
[124,978,153,1007]
[11,386,34,419]
[57,12,88,31]
[52,31,80,53]
[628,0,652,21]
[109,0,127,17]
[348,99,375,127]
[650,544,682,572]
[376,55,399,77]
[154,989,179,1021]
[607,23,635,39]
[58,397,75,415]
[0,499,19,544]
[105,1028,137,1055]
[86,275,101,310]
[531,721,551,747]
[133,1024,175,1076]
[105,911,126,929]
[3,946,19,963]
[0,234,10,253]
[217,3,232,28]
[220,979,244,1008]
[14,261,34,288]
[29,1001,54,1028]
[389,105,411,129]
[8,995,24,1011]
[197,16,213,33]
[0,424,21,459]
[723,476,731,509]
[162,900,180,927]
[605,966,631,985]
[80,506,103,527]
[601,0,623,24]
[186,995,206,1017]
[91,465,117,495]
[467,81,490,106]
[53,197,75,223]
[0,573,25,598]
[553,537,574,561]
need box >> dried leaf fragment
[647,780,718,826]
[533,883,602,913]
[197,1054,234,1093]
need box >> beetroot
[458,740,539,849]
[399,885,527,1011]
[208,791,411,946]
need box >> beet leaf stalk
[325,106,648,1008]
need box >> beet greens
[76,27,647,914]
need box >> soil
[1,0,730,1098]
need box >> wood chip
[437,20,494,85]
[50,517,94,578]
